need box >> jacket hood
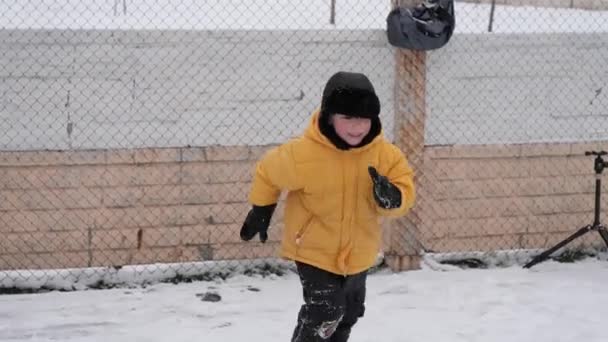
[304,109,383,153]
[318,71,382,150]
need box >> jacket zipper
[295,215,313,246]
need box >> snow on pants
[291,262,367,342]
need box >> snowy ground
[1,258,607,342]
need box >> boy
[240,71,416,342]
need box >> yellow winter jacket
[249,110,415,275]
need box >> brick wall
[0,145,286,270]
[3,141,606,270]
[419,141,607,254]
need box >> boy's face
[331,114,372,146]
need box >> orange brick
[0,166,81,190]
[0,150,104,167]
[86,164,182,187]
[105,149,136,164]
[527,213,592,233]
[526,157,570,177]
[570,142,605,156]
[181,161,254,184]
[0,209,96,233]
[205,145,250,161]
[480,178,518,197]
[133,148,180,164]
[139,185,182,206]
[427,234,524,253]
[435,198,512,220]
[180,163,212,184]
[435,179,483,200]
[95,206,180,230]
[520,143,571,157]
[428,200,465,220]
[177,203,249,226]
[178,246,215,262]
[181,147,206,162]
[181,225,212,245]
[91,228,140,250]
[562,175,595,194]
[130,246,185,264]
[181,183,250,205]
[79,165,110,187]
[432,216,528,239]
[1,188,102,210]
[526,194,593,216]
[431,144,522,159]
[135,163,182,185]
[141,227,181,247]
[212,242,280,260]
[249,145,275,160]
[0,253,23,270]
[124,245,212,264]
[2,251,90,270]
[429,159,469,181]
[424,145,453,159]
[516,177,558,197]
[101,187,144,208]
[467,158,529,179]
[91,249,133,267]
[523,231,598,250]
[0,230,88,254]
[208,224,244,244]
[565,155,595,176]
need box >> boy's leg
[291,262,346,342]
[329,270,367,342]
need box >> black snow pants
[291,262,367,342]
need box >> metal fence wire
[1,0,608,289]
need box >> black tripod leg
[598,225,608,247]
[523,225,592,269]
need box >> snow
[1,258,608,341]
[1,2,608,340]
[1,0,608,33]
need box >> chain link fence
[1,0,607,290]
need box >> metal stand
[523,151,608,269]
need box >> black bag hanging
[386,0,456,51]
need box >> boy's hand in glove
[240,203,277,243]
[368,166,402,209]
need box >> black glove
[368,166,402,209]
[240,204,277,243]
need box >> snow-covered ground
[1,258,607,342]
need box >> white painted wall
[0,29,394,150]
[426,32,608,145]
[2,28,608,150]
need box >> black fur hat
[319,71,382,150]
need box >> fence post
[385,0,427,272]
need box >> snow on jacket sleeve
[248,141,302,206]
[376,143,416,218]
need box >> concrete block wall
[419,142,608,254]
[0,146,287,270]
[0,29,394,151]
[3,141,606,270]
